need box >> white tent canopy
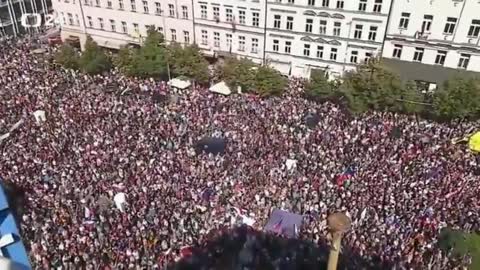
[113,192,127,212]
[209,81,231,96]
[33,110,46,124]
[285,159,297,171]
[32,48,47,54]
[168,78,191,90]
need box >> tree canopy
[78,36,111,75]
[220,57,257,93]
[144,26,164,46]
[53,36,480,122]
[54,44,79,70]
[396,81,426,115]
[168,43,209,84]
[341,59,404,113]
[114,29,168,78]
[304,69,336,101]
[219,58,286,96]
[438,228,480,270]
[432,77,480,120]
[254,65,287,97]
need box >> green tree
[129,29,168,78]
[114,28,168,78]
[396,81,426,114]
[220,57,256,92]
[54,44,79,70]
[79,36,111,74]
[113,46,134,74]
[433,77,480,120]
[304,69,337,101]
[341,59,403,113]
[143,26,164,46]
[439,228,480,270]
[254,65,287,96]
[168,43,209,84]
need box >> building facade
[54,0,195,49]
[265,0,391,78]
[50,0,480,79]
[52,0,392,77]
[0,0,52,37]
[192,0,266,64]
[382,0,480,74]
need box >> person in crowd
[0,37,478,270]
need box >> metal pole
[261,0,268,65]
[161,9,167,41]
[159,9,171,81]
[190,0,196,44]
[166,57,171,81]
[161,41,172,81]
[379,0,395,58]
[343,21,353,66]
[395,98,433,106]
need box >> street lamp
[159,41,172,81]
[159,9,171,82]
[327,212,352,270]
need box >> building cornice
[195,21,265,36]
[386,35,480,54]
[266,50,357,67]
[267,2,389,18]
[267,28,383,47]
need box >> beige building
[265,0,392,78]
[53,0,195,49]
[192,0,266,64]
[51,0,480,80]
[382,0,480,87]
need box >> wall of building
[192,0,266,63]
[265,0,391,78]
[51,0,480,78]
[382,0,480,72]
[54,0,195,49]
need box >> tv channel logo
[20,12,61,28]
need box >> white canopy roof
[31,48,46,54]
[209,81,231,95]
[168,78,191,90]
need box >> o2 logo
[20,12,61,28]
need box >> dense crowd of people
[0,36,479,269]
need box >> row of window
[199,5,260,27]
[272,15,378,41]
[61,12,81,26]
[81,0,189,19]
[275,0,383,13]
[65,0,384,15]
[271,40,372,63]
[392,45,471,69]
[192,30,373,63]
[83,16,191,43]
[200,30,260,53]
[272,40,339,60]
[399,13,480,38]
